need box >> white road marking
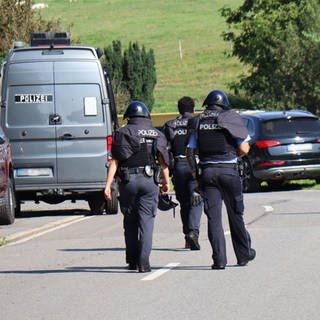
[4,215,94,246]
[263,205,274,213]
[141,262,180,281]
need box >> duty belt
[120,167,145,174]
[174,156,187,162]
[201,163,237,169]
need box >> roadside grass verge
[260,179,320,192]
[0,237,8,246]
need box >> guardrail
[117,112,180,128]
[117,109,259,128]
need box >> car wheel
[268,180,285,190]
[239,158,261,193]
[88,192,105,215]
[0,177,16,225]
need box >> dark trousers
[200,166,252,265]
[173,159,202,236]
[118,173,158,267]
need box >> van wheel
[105,181,118,215]
[105,192,118,215]
[88,192,105,215]
[15,199,21,217]
[0,178,16,225]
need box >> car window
[262,117,320,137]
[242,117,255,137]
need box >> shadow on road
[15,209,90,219]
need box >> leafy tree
[0,0,61,59]
[221,0,320,115]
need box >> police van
[0,32,118,215]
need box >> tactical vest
[166,116,190,157]
[120,127,158,168]
[197,110,237,162]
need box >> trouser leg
[202,185,227,265]
[187,178,202,235]
[119,179,140,265]
[174,162,202,236]
[220,169,251,263]
[137,178,158,267]
[123,211,139,264]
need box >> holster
[119,167,130,183]
[153,166,161,184]
[237,159,244,177]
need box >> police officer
[104,101,170,273]
[162,96,202,250]
[186,90,256,269]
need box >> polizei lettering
[172,119,188,128]
[199,123,221,130]
[15,94,53,104]
[174,128,187,135]
[137,129,159,137]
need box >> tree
[104,40,129,113]
[141,47,157,108]
[123,42,144,102]
[221,0,320,115]
[105,41,157,113]
[0,0,61,59]
[105,40,124,94]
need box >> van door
[53,61,108,185]
[5,62,57,186]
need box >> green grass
[40,1,320,190]
[261,179,320,191]
[41,0,244,112]
[0,237,8,246]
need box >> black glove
[190,188,202,207]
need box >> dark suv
[239,110,320,192]
[0,127,16,224]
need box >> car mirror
[96,48,104,59]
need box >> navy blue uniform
[187,106,254,267]
[112,117,169,270]
[162,113,202,247]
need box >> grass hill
[42,0,243,112]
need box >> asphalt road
[0,190,319,320]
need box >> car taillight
[106,135,112,160]
[258,161,285,167]
[316,138,320,143]
[255,140,281,149]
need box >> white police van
[0,32,118,215]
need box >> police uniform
[162,112,202,249]
[187,90,255,269]
[105,101,169,273]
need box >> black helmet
[158,194,178,211]
[123,100,150,119]
[202,90,230,109]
